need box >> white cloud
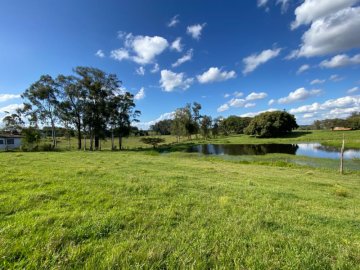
[111,33,169,65]
[276,0,291,13]
[234,91,244,97]
[134,112,175,130]
[278,88,322,104]
[246,92,268,101]
[310,79,326,85]
[172,49,193,67]
[95,49,105,58]
[217,103,230,113]
[290,95,360,114]
[168,15,180,27]
[110,48,130,61]
[187,23,206,40]
[151,63,160,73]
[347,86,359,94]
[224,93,230,98]
[243,48,281,75]
[135,66,145,76]
[291,0,358,29]
[268,99,276,106]
[170,37,183,52]
[0,103,24,121]
[257,0,269,7]
[329,74,344,82]
[294,7,360,57]
[320,54,360,68]
[134,87,145,100]
[296,64,310,74]
[217,96,258,113]
[159,70,194,92]
[240,108,278,118]
[197,67,236,84]
[0,94,21,103]
[245,103,256,108]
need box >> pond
[187,143,360,160]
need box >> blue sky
[0,0,359,128]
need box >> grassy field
[1,151,360,269]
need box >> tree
[140,137,165,148]
[74,67,119,150]
[347,112,360,130]
[151,119,173,135]
[244,111,298,138]
[220,115,252,134]
[200,115,212,139]
[57,75,86,150]
[112,92,140,150]
[2,110,24,133]
[22,75,60,149]
[171,107,189,142]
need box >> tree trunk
[111,129,115,150]
[83,133,87,151]
[95,136,99,150]
[77,122,82,150]
[90,130,94,151]
[118,135,122,150]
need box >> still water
[187,143,360,160]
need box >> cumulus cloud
[159,70,194,92]
[187,23,206,40]
[310,79,326,85]
[134,112,175,130]
[291,0,358,29]
[111,33,168,65]
[329,74,344,82]
[95,49,105,58]
[243,48,281,75]
[136,66,145,76]
[168,15,180,27]
[172,49,193,67]
[0,103,24,121]
[296,64,310,74]
[217,95,259,113]
[151,63,160,73]
[246,92,268,101]
[217,103,230,113]
[276,0,291,13]
[268,99,276,106]
[0,94,21,103]
[289,95,360,115]
[170,37,183,52]
[197,67,236,84]
[110,48,130,61]
[278,88,322,104]
[347,86,359,94]
[134,87,145,100]
[320,54,360,68]
[292,7,360,58]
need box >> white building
[0,134,22,150]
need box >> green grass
[1,151,360,269]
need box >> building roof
[0,134,23,138]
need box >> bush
[244,111,298,138]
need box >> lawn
[1,151,360,269]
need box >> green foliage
[151,119,173,135]
[21,127,41,151]
[245,111,298,138]
[219,115,252,135]
[140,137,165,148]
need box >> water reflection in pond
[187,143,360,160]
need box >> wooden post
[340,133,345,174]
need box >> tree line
[2,67,140,150]
[311,113,360,130]
[151,105,299,139]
